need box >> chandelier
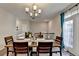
[25,4,42,19]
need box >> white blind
[64,4,79,19]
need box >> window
[63,20,73,48]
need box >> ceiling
[0,3,73,21]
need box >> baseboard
[66,50,75,56]
[0,47,6,56]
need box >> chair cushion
[53,42,61,47]
[38,50,50,53]
[39,47,51,50]
[15,50,28,53]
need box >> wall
[16,18,22,35]
[21,20,30,33]
[30,21,48,34]
[0,8,16,50]
[16,19,30,35]
[48,15,61,38]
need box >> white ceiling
[0,3,73,21]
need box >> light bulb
[30,13,33,16]
[35,13,38,16]
[33,4,37,11]
[38,9,41,14]
[25,8,29,12]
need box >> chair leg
[29,47,32,56]
[50,52,52,56]
[7,51,9,56]
[36,52,38,56]
[7,48,9,56]
[14,52,16,56]
[50,50,52,56]
[30,52,32,56]
[60,47,62,56]
[27,52,29,56]
[37,52,39,56]
[49,48,52,56]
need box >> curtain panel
[60,13,64,48]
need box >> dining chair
[13,42,29,56]
[37,42,53,56]
[38,32,43,38]
[34,32,43,38]
[4,36,14,56]
[25,32,29,38]
[53,36,62,56]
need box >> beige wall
[0,8,16,50]
[48,15,61,38]
[16,19,30,35]
[30,21,48,34]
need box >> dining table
[15,38,54,46]
[4,38,54,47]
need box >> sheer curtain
[63,20,73,48]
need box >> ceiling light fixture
[25,4,42,19]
